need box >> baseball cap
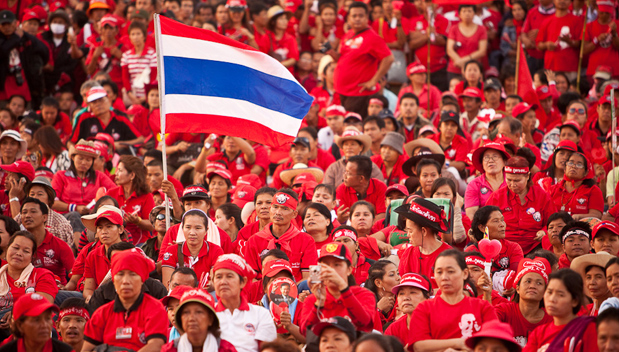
[459,87,483,100]
[391,273,431,294]
[407,62,426,75]
[344,112,362,122]
[0,160,35,181]
[131,8,149,20]
[318,242,352,263]
[206,163,232,181]
[226,0,247,8]
[94,209,123,227]
[465,321,521,352]
[88,0,111,13]
[594,66,613,80]
[311,317,357,342]
[559,120,581,136]
[592,221,619,240]
[386,184,409,197]
[326,105,346,117]
[13,293,59,321]
[237,173,261,189]
[232,184,256,208]
[181,185,210,201]
[86,86,107,103]
[418,124,438,136]
[175,288,220,331]
[597,0,614,12]
[440,111,459,125]
[599,95,618,106]
[262,259,294,277]
[511,102,537,118]
[100,14,119,28]
[160,285,193,307]
[22,10,39,22]
[292,137,310,149]
[0,10,16,24]
[536,85,552,100]
[484,77,502,91]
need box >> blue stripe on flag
[163,56,313,119]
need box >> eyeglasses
[483,154,501,162]
[569,107,585,115]
[566,161,585,169]
[156,213,166,221]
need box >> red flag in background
[516,44,548,128]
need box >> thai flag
[154,15,314,148]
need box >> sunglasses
[569,107,585,115]
[156,213,166,221]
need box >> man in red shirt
[22,197,75,285]
[431,111,468,173]
[244,189,318,281]
[271,137,321,189]
[333,2,394,117]
[458,87,483,142]
[205,136,258,185]
[536,0,584,78]
[520,0,555,73]
[400,93,431,142]
[336,155,387,222]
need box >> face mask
[50,23,66,34]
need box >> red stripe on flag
[158,15,257,52]
[165,113,296,148]
[517,46,548,128]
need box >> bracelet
[9,197,19,203]
[69,204,76,212]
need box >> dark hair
[430,177,457,202]
[144,148,163,162]
[249,2,268,16]
[547,212,573,229]
[437,249,467,271]
[511,0,528,16]
[558,221,591,244]
[58,297,91,316]
[526,249,559,269]
[505,94,523,103]
[597,307,619,328]
[548,269,584,315]
[348,155,373,180]
[299,126,318,141]
[557,92,582,115]
[303,202,334,234]
[369,94,389,108]
[128,20,147,38]
[470,206,501,242]
[350,201,375,219]
[260,248,290,262]
[314,184,336,199]
[8,231,38,260]
[349,1,368,13]
[119,155,150,196]
[0,215,20,250]
[171,267,199,287]
[363,116,385,130]
[254,187,278,203]
[94,195,119,211]
[99,80,119,97]
[182,209,209,229]
[353,333,394,352]
[106,241,135,260]
[571,78,590,98]
[463,60,484,85]
[464,277,478,296]
[516,147,537,171]
[34,125,65,156]
[400,92,419,106]
[21,197,49,216]
[605,257,619,274]
[458,4,475,12]
[364,260,398,301]
[146,160,164,171]
[534,69,548,85]
[259,338,302,352]
[40,97,60,110]
[416,159,441,176]
[567,152,596,187]
[217,203,243,231]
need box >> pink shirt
[465,174,506,208]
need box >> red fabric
[465,238,523,273]
[584,19,619,76]
[447,24,488,74]
[371,17,410,44]
[495,301,553,347]
[309,85,341,112]
[549,180,604,215]
[106,186,155,245]
[410,14,450,72]
[397,84,441,115]
[83,244,113,287]
[313,148,336,171]
[52,171,116,207]
[535,14,584,72]
[385,315,412,345]
[517,47,548,128]
[207,152,256,185]
[352,254,372,286]
[233,221,261,256]
[430,133,469,163]
[0,268,58,312]
[522,6,555,60]
[371,154,409,186]
[162,240,224,286]
[84,40,125,88]
[271,158,320,189]
[334,28,392,96]
[33,231,75,285]
[398,242,451,288]
[523,320,599,352]
[336,178,388,215]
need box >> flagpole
[515,39,521,94]
[612,89,616,207]
[154,14,171,230]
[576,1,588,94]
[426,7,432,112]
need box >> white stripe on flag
[164,94,303,137]
[160,34,298,84]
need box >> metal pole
[576,2,588,94]
[426,7,432,111]
[612,89,616,207]
[515,39,521,94]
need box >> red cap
[465,321,521,352]
[86,86,107,103]
[592,221,619,240]
[262,259,293,277]
[407,62,426,75]
[232,184,256,208]
[318,242,352,263]
[293,172,316,184]
[13,293,59,321]
[386,184,409,197]
[472,141,510,173]
[604,82,619,96]
[236,173,262,189]
[30,5,47,22]
[326,105,346,117]
[536,85,552,100]
[555,139,578,152]
[0,160,35,181]
[22,10,38,22]
[512,257,551,288]
[344,112,362,122]
[93,141,110,161]
[111,248,156,283]
[49,0,65,12]
[206,163,232,181]
[597,0,614,12]
[94,210,123,227]
[93,132,115,149]
[418,124,438,136]
[392,273,431,294]
[511,102,537,117]
[459,87,483,99]
[160,285,193,307]
[560,120,581,135]
[226,0,247,7]
[284,0,302,12]
[35,169,54,180]
[99,14,119,28]
[599,95,618,106]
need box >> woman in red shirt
[107,155,155,245]
[409,249,498,350]
[364,260,401,328]
[524,269,598,352]
[267,6,299,71]
[333,225,373,286]
[533,140,577,192]
[219,0,259,48]
[385,273,431,344]
[549,151,603,220]
[397,62,442,115]
[304,202,334,255]
[309,2,343,53]
[446,5,488,76]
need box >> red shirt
[334,27,392,97]
[84,293,168,351]
[584,19,619,76]
[52,170,117,208]
[233,221,261,256]
[33,231,75,285]
[207,151,255,185]
[397,84,441,115]
[244,224,318,281]
[522,5,555,60]
[84,40,125,89]
[353,254,372,286]
[309,85,341,112]
[398,242,451,288]
[313,148,336,172]
[336,178,388,215]
[271,158,321,189]
[371,154,408,186]
[161,240,224,287]
[465,239,523,273]
[447,24,488,74]
[106,186,155,245]
[158,223,233,259]
[270,32,299,72]
[495,302,553,347]
[523,320,599,352]
[385,315,412,345]
[371,17,410,44]
[409,295,498,344]
[549,180,604,215]
[0,268,58,312]
[431,133,469,164]
[253,26,270,54]
[486,185,556,255]
[536,13,584,72]
[410,14,450,72]
[83,244,113,287]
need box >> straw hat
[280,163,324,186]
[570,251,616,278]
[334,127,371,154]
[403,137,443,158]
[81,205,123,232]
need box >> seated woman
[212,254,277,352]
[303,202,334,254]
[385,273,432,344]
[523,269,598,352]
[432,178,466,246]
[312,316,357,352]
[82,249,167,352]
[349,201,389,260]
[395,198,451,288]
[161,288,236,352]
[162,209,225,289]
[333,225,374,285]
[532,140,577,192]
[364,260,401,328]
[606,257,619,298]
[409,250,498,351]
[550,151,604,220]
[487,156,556,255]
[464,251,509,306]
[570,252,614,315]
[542,212,572,257]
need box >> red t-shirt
[371,154,409,186]
[409,295,498,344]
[336,178,388,215]
[84,40,125,89]
[536,14,584,72]
[207,152,255,186]
[83,244,112,287]
[270,32,299,72]
[447,24,488,74]
[84,293,168,351]
[161,240,224,287]
[33,231,75,285]
[253,26,270,54]
[495,301,553,347]
[0,268,58,312]
[106,186,155,245]
[313,148,336,172]
[430,133,469,164]
[309,85,341,112]
[522,6,555,60]
[486,185,556,254]
[157,223,233,259]
[52,170,117,207]
[549,180,604,215]
[410,14,450,72]
[371,17,410,44]
[385,315,412,345]
[584,20,619,76]
[523,320,599,352]
[334,28,392,97]
[398,242,451,288]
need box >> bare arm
[233,137,256,164]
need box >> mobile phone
[309,265,321,284]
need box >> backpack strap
[177,241,185,268]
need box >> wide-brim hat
[334,128,371,154]
[471,141,511,173]
[81,205,123,232]
[403,137,443,158]
[402,148,445,177]
[465,321,521,352]
[25,176,56,199]
[0,130,27,160]
[280,163,324,186]
[174,288,219,333]
[394,198,448,233]
[570,252,615,278]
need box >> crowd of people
[1,0,619,350]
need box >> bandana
[110,248,156,283]
[272,192,298,210]
[562,228,591,243]
[408,202,448,231]
[333,228,357,242]
[504,166,529,174]
[369,98,384,107]
[213,253,255,280]
[59,307,90,321]
[465,255,486,269]
[513,257,551,287]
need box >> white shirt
[216,303,277,352]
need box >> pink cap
[511,102,537,117]
[86,86,107,103]
[386,184,409,197]
[392,273,431,294]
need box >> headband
[513,258,550,287]
[182,208,209,222]
[465,255,486,269]
[409,202,448,231]
[562,228,590,243]
[213,253,254,280]
[369,98,384,107]
[333,229,357,242]
[504,166,529,174]
[59,307,90,321]
[272,192,298,210]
